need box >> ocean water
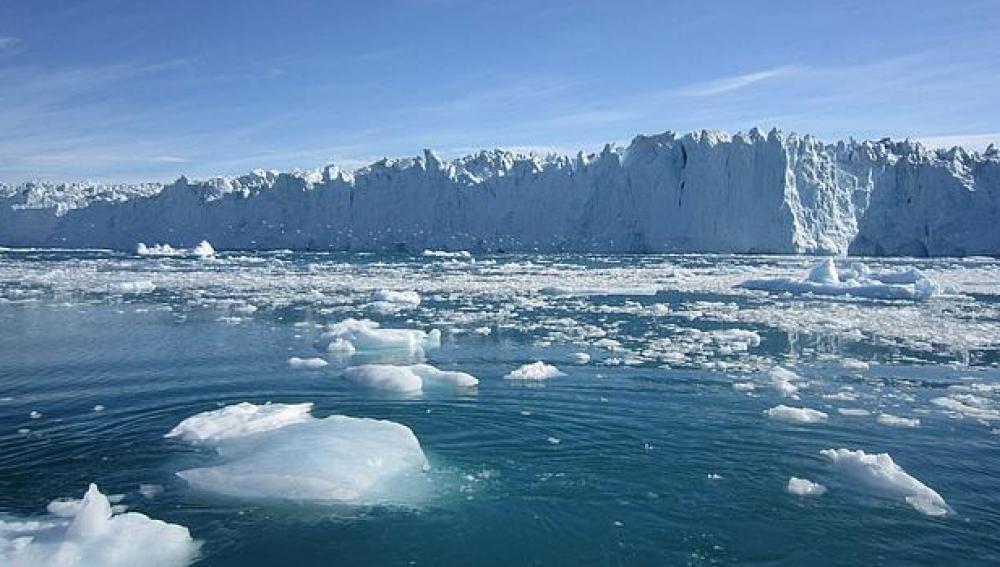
[1,250,999,566]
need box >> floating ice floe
[287,357,329,370]
[930,394,999,421]
[838,408,872,416]
[876,414,920,428]
[0,484,200,567]
[422,249,472,260]
[369,289,421,314]
[316,318,440,354]
[342,363,478,393]
[787,477,826,496]
[765,405,828,424]
[820,448,949,516]
[568,352,591,364]
[136,240,215,259]
[740,259,945,301]
[505,361,565,381]
[167,402,429,504]
[107,280,156,294]
[768,366,801,397]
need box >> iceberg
[820,448,949,516]
[168,402,429,504]
[505,361,565,381]
[0,484,200,567]
[343,363,478,393]
[740,259,944,301]
[315,318,441,354]
[787,477,826,496]
[764,405,828,424]
[136,240,215,258]
[3,130,997,256]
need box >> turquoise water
[1,251,999,565]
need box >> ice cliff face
[2,129,998,256]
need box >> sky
[1,0,999,183]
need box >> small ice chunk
[107,280,156,294]
[877,414,920,428]
[547,436,561,445]
[93,404,106,412]
[838,408,871,416]
[732,382,756,391]
[287,357,329,370]
[706,473,723,480]
[568,352,591,364]
[343,363,477,393]
[192,240,215,258]
[29,410,42,419]
[768,367,800,397]
[505,361,565,381]
[164,402,313,442]
[931,395,1000,420]
[765,405,828,424]
[840,358,870,372]
[0,484,199,566]
[371,289,421,307]
[820,448,949,516]
[787,477,826,496]
[317,318,439,354]
[807,258,839,284]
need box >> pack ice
[0,484,200,567]
[3,130,998,256]
[166,402,430,504]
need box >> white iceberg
[820,448,949,516]
[287,357,329,370]
[876,414,920,428]
[504,361,565,381]
[741,259,944,301]
[768,366,801,397]
[343,363,478,393]
[787,477,826,496]
[765,405,828,424]
[136,240,215,259]
[316,318,440,354]
[168,403,429,504]
[0,484,200,567]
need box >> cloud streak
[673,65,805,97]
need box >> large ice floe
[3,129,999,256]
[165,402,429,504]
[741,259,946,301]
[821,448,949,516]
[0,484,200,567]
[343,364,478,393]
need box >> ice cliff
[2,129,998,256]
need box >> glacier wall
[1,129,998,256]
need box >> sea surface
[1,249,999,566]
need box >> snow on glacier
[3,129,998,256]
[0,484,200,567]
[168,402,430,504]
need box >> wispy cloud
[0,37,19,50]
[673,65,805,97]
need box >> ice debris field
[0,248,999,565]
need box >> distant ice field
[0,250,998,565]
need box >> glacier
[1,129,998,256]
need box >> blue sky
[2,0,999,182]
